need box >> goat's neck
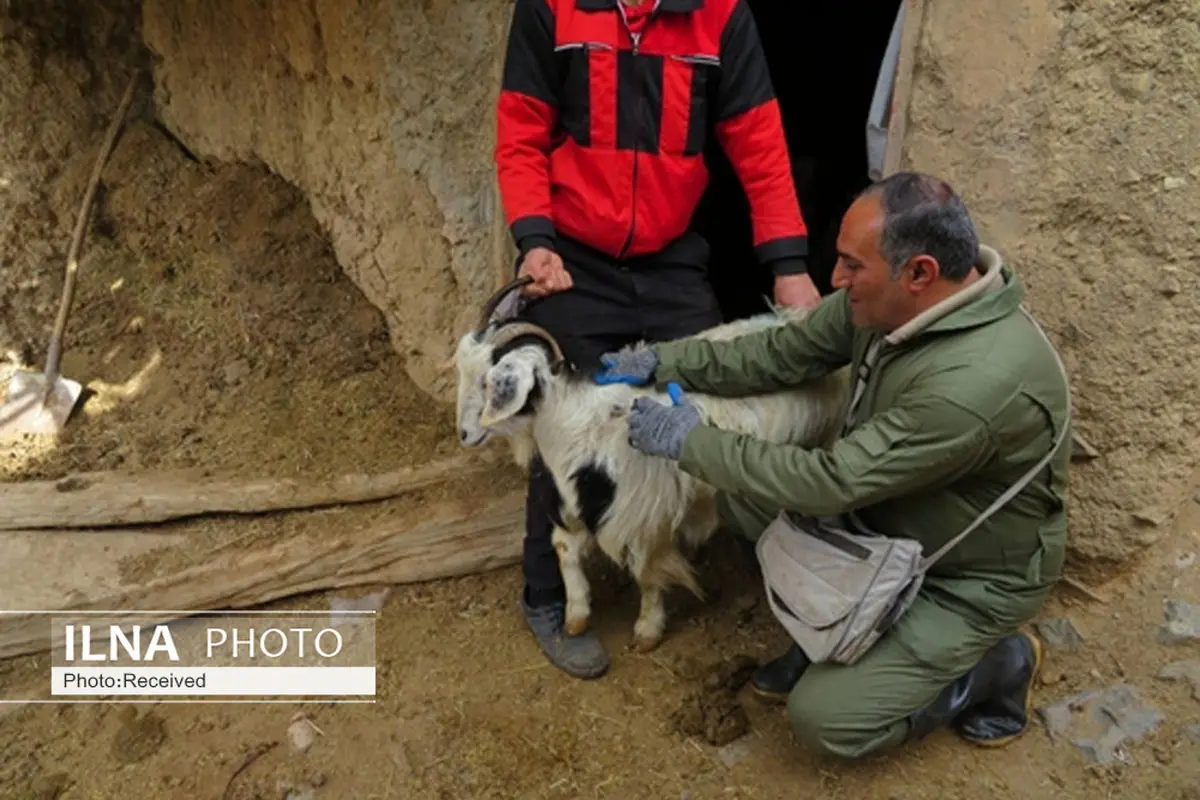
[530,373,630,438]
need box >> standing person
[494,0,820,679]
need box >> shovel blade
[0,370,84,436]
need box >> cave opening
[695,0,904,321]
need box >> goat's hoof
[630,633,661,653]
[565,615,590,636]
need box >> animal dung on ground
[671,689,750,748]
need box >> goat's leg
[632,582,668,653]
[629,542,701,653]
[552,526,592,635]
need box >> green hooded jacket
[653,245,1072,627]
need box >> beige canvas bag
[756,305,1071,666]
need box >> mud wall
[8,0,1196,570]
[141,0,515,400]
[900,0,1200,566]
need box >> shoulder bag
[755,308,1071,666]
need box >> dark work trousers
[516,232,724,606]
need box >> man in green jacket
[593,171,1071,759]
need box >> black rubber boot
[749,643,811,703]
[520,587,609,680]
[907,630,1044,747]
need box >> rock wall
[13,0,1193,570]
[901,0,1200,567]
[141,0,515,400]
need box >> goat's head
[452,276,566,447]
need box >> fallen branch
[222,741,278,800]
[0,489,525,659]
[0,453,509,531]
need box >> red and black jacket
[495,0,810,275]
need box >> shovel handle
[42,71,140,387]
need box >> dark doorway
[694,0,903,322]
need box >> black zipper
[616,2,660,261]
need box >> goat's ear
[480,357,537,427]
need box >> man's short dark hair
[861,172,980,280]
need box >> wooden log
[0,453,509,531]
[0,489,525,660]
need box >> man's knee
[784,666,912,760]
[716,491,778,544]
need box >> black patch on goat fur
[490,334,548,416]
[546,475,568,531]
[572,463,615,535]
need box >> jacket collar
[575,0,703,11]
[884,244,1025,346]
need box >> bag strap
[841,338,885,436]
[918,307,1072,570]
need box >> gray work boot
[520,592,609,679]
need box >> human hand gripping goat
[627,382,702,460]
[594,347,658,385]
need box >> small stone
[288,719,316,754]
[1164,176,1186,191]
[1036,617,1086,651]
[1176,552,1196,569]
[1036,684,1164,764]
[1183,723,1200,744]
[1123,169,1143,184]
[1159,600,1200,646]
[716,736,754,768]
[1161,277,1183,297]
[310,773,327,788]
[1156,661,1200,700]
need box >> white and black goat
[453,276,849,652]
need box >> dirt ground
[1,496,1199,800]
[2,1,1199,799]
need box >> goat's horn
[476,275,535,334]
[487,321,566,367]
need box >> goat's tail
[644,547,705,602]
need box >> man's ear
[480,356,538,428]
[903,254,940,291]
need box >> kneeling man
[594,172,1071,759]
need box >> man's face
[829,194,927,331]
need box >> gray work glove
[594,347,658,386]
[627,395,702,460]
